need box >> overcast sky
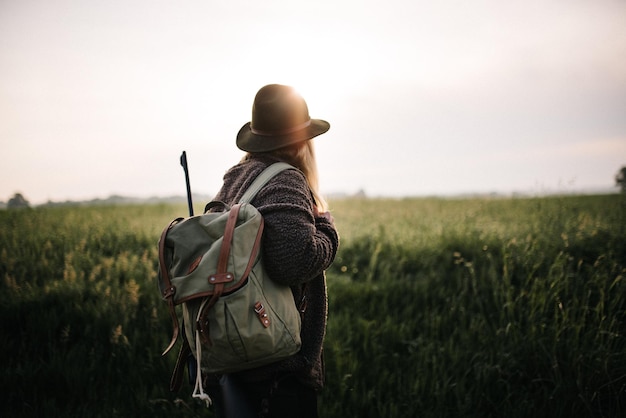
[2,0,625,204]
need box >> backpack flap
[158,217,184,355]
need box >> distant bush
[7,192,30,209]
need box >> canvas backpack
[157,162,302,404]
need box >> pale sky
[2,0,625,204]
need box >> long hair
[242,141,328,212]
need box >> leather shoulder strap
[238,162,295,204]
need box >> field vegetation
[1,194,625,417]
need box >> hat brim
[236,119,330,153]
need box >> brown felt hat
[236,84,330,152]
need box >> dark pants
[207,374,319,418]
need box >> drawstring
[192,299,212,407]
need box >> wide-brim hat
[236,84,330,153]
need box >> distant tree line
[2,167,624,209]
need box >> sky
[1,0,625,204]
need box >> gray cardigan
[212,154,339,390]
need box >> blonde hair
[242,141,328,212]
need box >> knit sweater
[211,154,339,390]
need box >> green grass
[1,195,625,417]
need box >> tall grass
[1,195,624,417]
[323,195,625,417]
[0,204,205,417]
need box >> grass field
[1,194,625,417]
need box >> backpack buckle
[254,302,271,328]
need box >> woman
[206,84,339,418]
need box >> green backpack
[157,162,302,404]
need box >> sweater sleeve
[251,169,339,286]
